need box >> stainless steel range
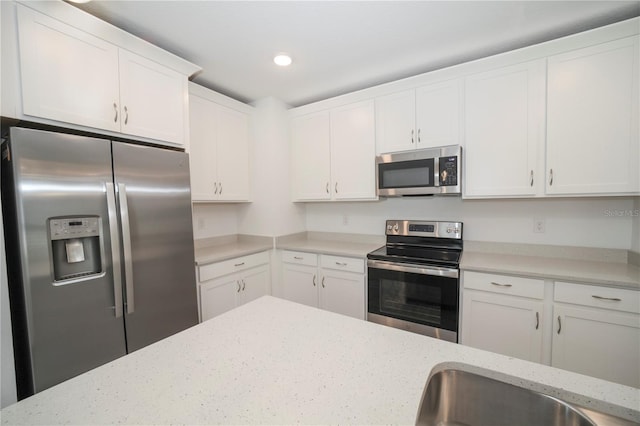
[367,220,463,342]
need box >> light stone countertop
[194,235,273,265]
[1,296,639,425]
[275,231,384,258]
[461,242,640,289]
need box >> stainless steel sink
[416,368,636,426]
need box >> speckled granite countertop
[1,296,638,425]
[461,241,640,290]
[194,235,273,265]
[275,231,384,258]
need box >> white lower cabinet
[461,271,544,363]
[281,250,365,320]
[197,252,270,322]
[461,272,640,387]
[551,282,640,388]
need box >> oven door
[367,259,459,342]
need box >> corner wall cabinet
[281,250,365,320]
[197,251,270,322]
[10,2,196,148]
[189,84,251,202]
[375,80,461,154]
[290,100,376,202]
[461,271,640,387]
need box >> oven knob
[387,224,393,232]
[393,224,399,232]
[447,227,452,234]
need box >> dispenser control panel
[50,217,99,240]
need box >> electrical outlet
[198,218,205,230]
[533,218,545,234]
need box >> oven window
[380,278,442,324]
[378,159,434,189]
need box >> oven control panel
[386,220,462,239]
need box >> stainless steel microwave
[376,145,462,196]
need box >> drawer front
[282,250,318,267]
[320,254,364,274]
[198,251,269,283]
[554,282,640,314]
[463,271,545,299]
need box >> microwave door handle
[106,183,123,318]
[433,156,440,187]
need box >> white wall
[237,97,306,237]
[192,203,240,239]
[306,196,637,250]
[632,197,640,253]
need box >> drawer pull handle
[535,312,539,330]
[234,262,245,267]
[490,282,512,288]
[335,262,348,266]
[557,316,561,334]
[592,295,621,302]
[294,256,303,260]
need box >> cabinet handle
[312,274,316,287]
[113,102,118,123]
[549,169,553,186]
[234,262,245,267]
[535,312,539,330]
[335,262,347,266]
[557,316,562,334]
[237,280,241,293]
[592,295,622,302]
[417,128,421,144]
[242,280,246,291]
[490,281,512,288]
[219,183,222,195]
[326,182,329,194]
[124,106,129,125]
[321,276,325,288]
[530,170,534,187]
[294,256,303,260]
[411,129,414,144]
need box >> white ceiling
[72,1,640,108]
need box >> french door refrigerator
[1,127,198,399]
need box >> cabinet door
[319,270,365,320]
[240,265,270,305]
[118,49,187,146]
[17,5,120,132]
[464,60,545,197]
[200,275,240,322]
[461,290,543,363]
[547,37,639,195]
[291,111,331,200]
[375,90,416,154]
[281,263,318,308]
[415,80,461,148]
[330,100,377,200]
[189,94,218,201]
[552,304,640,388]
[216,105,250,201]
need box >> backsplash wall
[306,196,637,250]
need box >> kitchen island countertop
[2,296,639,425]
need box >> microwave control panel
[438,156,458,186]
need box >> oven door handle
[367,259,459,279]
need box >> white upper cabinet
[376,80,461,154]
[546,36,639,195]
[291,111,332,201]
[330,100,376,200]
[189,84,251,203]
[17,5,121,133]
[118,50,187,145]
[463,60,546,198]
[291,101,376,202]
[13,3,197,147]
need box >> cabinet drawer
[463,271,544,299]
[321,255,364,274]
[282,250,318,267]
[554,282,640,314]
[198,251,269,283]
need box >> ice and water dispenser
[49,217,102,281]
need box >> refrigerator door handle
[118,183,135,314]
[106,182,124,318]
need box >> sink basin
[416,368,635,426]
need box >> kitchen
[1,0,640,424]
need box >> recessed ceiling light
[273,54,292,67]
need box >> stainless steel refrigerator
[1,127,198,399]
